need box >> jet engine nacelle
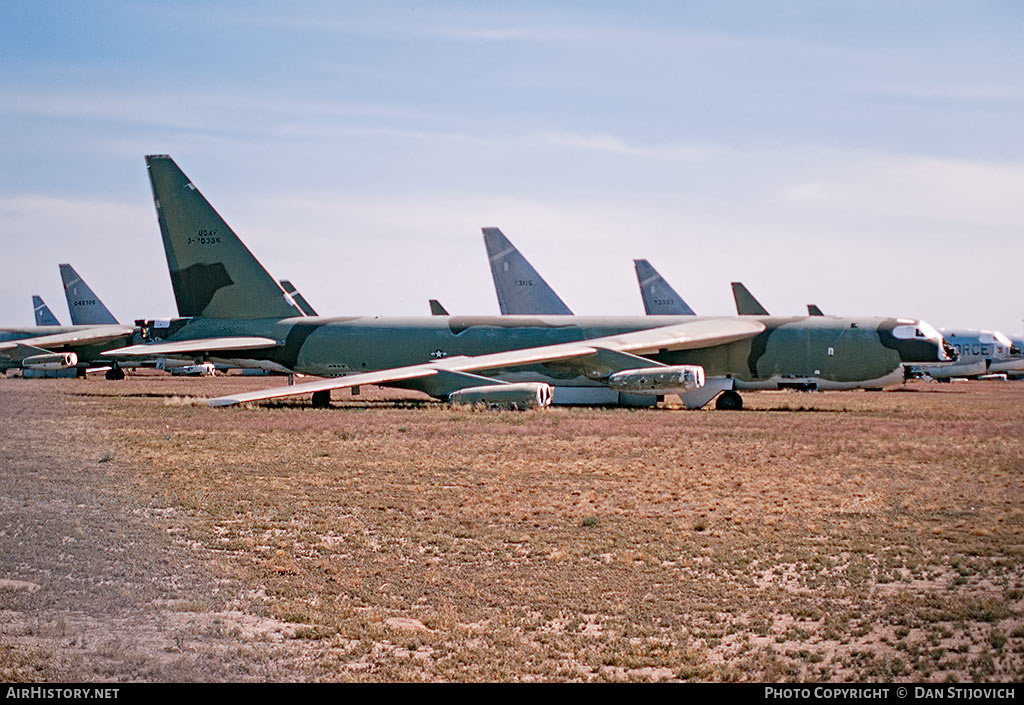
[607,365,705,393]
[22,352,78,370]
[448,382,553,409]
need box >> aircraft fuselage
[159,314,947,392]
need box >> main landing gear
[715,390,743,411]
[104,366,126,381]
[311,390,331,408]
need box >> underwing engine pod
[607,365,705,394]
[22,352,78,370]
[449,382,553,409]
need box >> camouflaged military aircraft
[101,155,954,410]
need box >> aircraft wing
[0,342,59,363]
[0,325,135,355]
[103,336,280,357]
[208,317,764,406]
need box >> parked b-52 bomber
[94,154,955,410]
[3,250,320,378]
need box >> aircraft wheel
[105,367,126,381]
[311,390,331,408]
[715,390,743,411]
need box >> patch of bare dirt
[1,374,1022,681]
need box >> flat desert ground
[0,374,1022,682]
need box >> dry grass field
[1,373,1022,682]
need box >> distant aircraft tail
[429,299,449,316]
[145,155,302,319]
[731,282,769,316]
[807,304,824,316]
[481,227,573,315]
[59,263,119,325]
[32,295,60,326]
[633,259,695,315]
[278,279,318,316]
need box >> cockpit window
[892,321,941,341]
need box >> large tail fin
[730,282,770,316]
[32,295,60,326]
[59,263,119,325]
[428,299,450,316]
[807,304,824,316]
[481,227,573,315]
[633,259,696,315]
[278,279,318,316]
[145,155,302,319]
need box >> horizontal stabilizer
[279,280,318,316]
[103,336,280,357]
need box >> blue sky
[1,1,1022,333]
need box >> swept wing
[208,318,764,406]
[103,336,280,358]
[0,325,135,355]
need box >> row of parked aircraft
[2,154,1021,410]
[23,263,318,379]
[434,230,1024,385]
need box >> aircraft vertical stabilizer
[145,155,302,319]
[633,259,696,315]
[59,264,119,325]
[482,227,573,315]
[807,304,824,316]
[429,299,449,316]
[731,282,770,316]
[32,295,60,326]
